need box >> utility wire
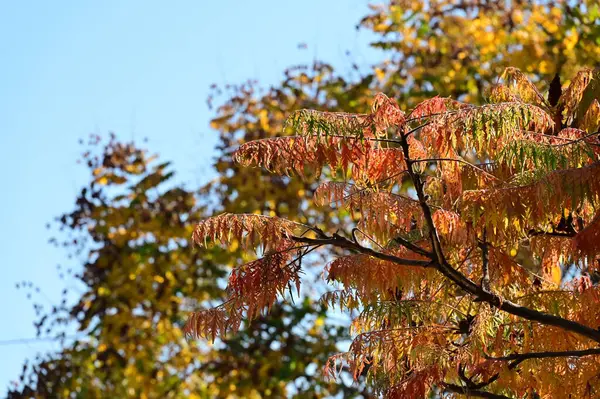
[0,335,81,346]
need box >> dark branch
[479,228,490,292]
[396,128,600,344]
[352,227,385,250]
[296,226,600,342]
[404,121,431,137]
[398,128,481,294]
[410,157,499,181]
[467,347,599,391]
[290,234,435,268]
[311,134,402,144]
[550,130,600,148]
[461,358,524,390]
[442,383,513,399]
[528,229,576,238]
[485,295,600,343]
[487,347,600,362]
[390,235,433,257]
[404,106,475,123]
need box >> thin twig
[523,130,600,148]
[390,235,432,257]
[404,121,432,137]
[352,227,385,250]
[411,157,500,181]
[310,134,402,144]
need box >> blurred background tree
[8,1,600,397]
[359,0,600,104]
[8,136,364,398]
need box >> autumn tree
[360,0,600,104]
[8,136,365,398]
[10,1,600,397]
[207,0,600,280]
[187,68,600,398]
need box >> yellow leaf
[259,109,270,131]
[550,264,562,285]
[375,68,386,82]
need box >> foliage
[188,69,600,398]
[7,136,362,398]
[205,0,600,277]
[360,0,600,104]
[10,1,600,397]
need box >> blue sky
[0,1,379,393]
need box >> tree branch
[390,236,433,257]
[290,233,435,268]
[396,128,600,344]
[528,229,576,238]
[466,348,600,392]
[484,295,600,342]
[487,347,600,362]
[295,226,600,342]
[442,382,513,399]
[410,157,499,181]
[455,357,525,391]
[404,121,432,137]
[479,228,490,292]
[549,130,600,148]
[398,129,480,294]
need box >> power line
[0,335,81,346]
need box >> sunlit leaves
[192,68,600,398]
[560,68,594,124]
[233,133,409,184]
[183,302,243,342]
[581,99,600,133]
[192,213,298,252]
[325,251,430,301]
[314,182,424,241]
[501,67,547,107]
[184,240,305,339]
[14,136,358,399]
[287,92,404,139]
[360,0,600,106]
[463,162,600,241]
[227,242,301,319]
